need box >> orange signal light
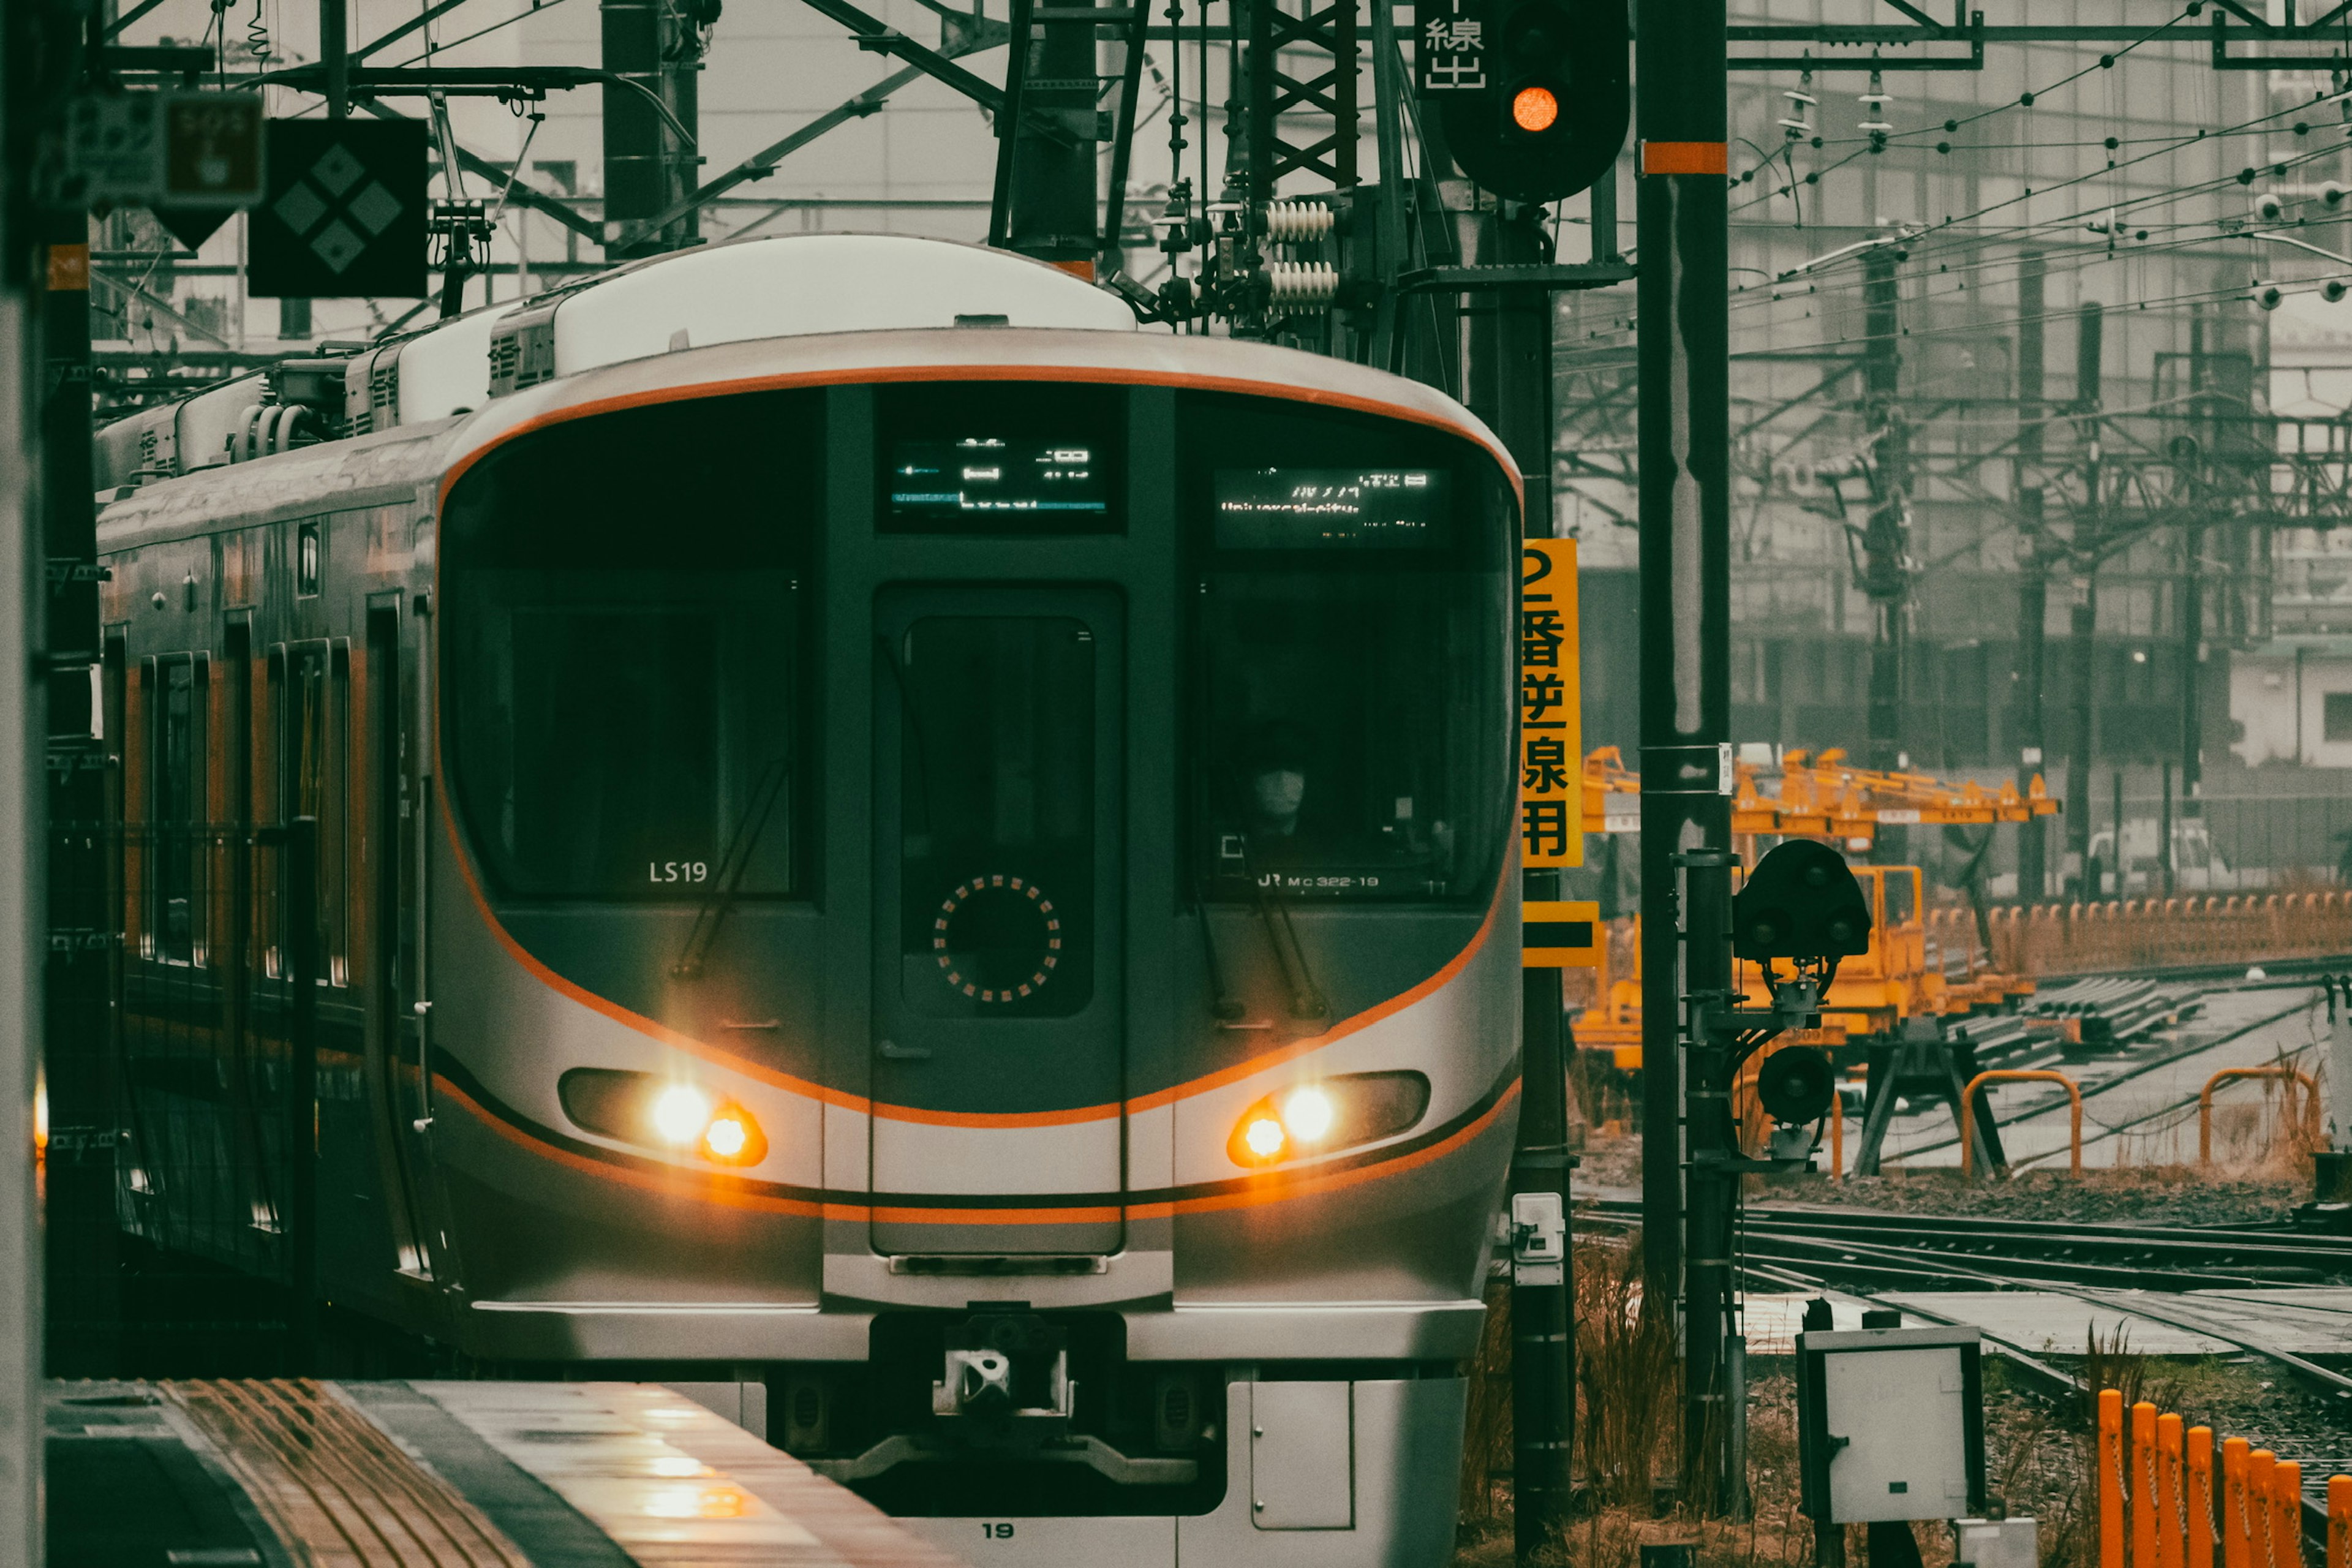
[1512,86,1559,133]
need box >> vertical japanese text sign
[1520,540,1580,867]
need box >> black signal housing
[1732,840,1872,974]
[1428,0,1627,205]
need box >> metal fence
[2086,793,2352,891]
[46,820,318,1378]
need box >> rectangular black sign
[250,119,428,299]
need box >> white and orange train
[92,233,1523,1565]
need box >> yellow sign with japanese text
[1520,539,1580,867]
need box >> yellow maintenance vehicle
[1569,748,2057,1068]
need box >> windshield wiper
[672,753,791,980]
[1234,839,1330,1025]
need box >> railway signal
[1415,0,1627,204]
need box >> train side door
[366,598,453,1283]
[869,586,1125,1255]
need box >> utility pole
[993,0,1103,270]
[1,0,50,1545]
[1461,201,1577,1560]
[600,0,700,257]
[1860,245,1912,795]
[1634,0,1731,1512]
[2179,312,2209,847]
[2065,302,2104,894]
[2013,251,2048,902]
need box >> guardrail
[1961,1069,2081,1180]
[2198,1066,2321,1166]
[1982,891,2352,979]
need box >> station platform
[47,1377,967,1567]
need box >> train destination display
[1213,467,1450,548]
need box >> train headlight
[650,1084,714,1146]
[1226,1071,1431,1169]
[561,1069,769,1167]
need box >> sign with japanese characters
[1414,0,1488,93]
[1520,538,1580,868]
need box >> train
[90,232,1524,1565]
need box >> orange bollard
[2328,1474,2350,1568]
[2189,1429,2215,1568]
[2274,1463,2302,1568]
[2226,1439,2253,1568]
[2103,1391,2128,1568]
[2137,1404,2162,1568]
[2160,1414,2186,1568]
[2250,1452,2277,1568]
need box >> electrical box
[1953,1516,2038,1568]
[1510,1191,1566,1285]
[1796,1325,1985,1525]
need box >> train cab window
[149,654,208,963]
[878,382,1123,534]
[443,391,815,902]
[1181,393,1513,902]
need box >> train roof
[97,235,1516,545]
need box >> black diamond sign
[251,119,427,299]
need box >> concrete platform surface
[45,1379,970,1568]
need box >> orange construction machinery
[1582,745,2059,850]
[1570,748,2054,1068]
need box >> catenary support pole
[2014,251,2047,900]
[0,108,45,1567]
[2065,301,2103,894]
[1462,202,1577,1562]
[1635,0,1731,1511]
[322,0,348,118]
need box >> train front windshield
[442,393,815,902]
[1182,393,1513,903]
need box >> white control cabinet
[1796,1325,1985,1525]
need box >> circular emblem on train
[933,875,1062,1003]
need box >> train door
[869,587,1125,1255]
[364,600,434,1280]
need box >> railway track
[1585,1198,2352,1291]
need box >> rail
[1960,1069,2081,1180]
[2198,1065,2321,1166]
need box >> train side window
[296,521,322,597]
[1178,392,1513,903]
[151,652,208,963]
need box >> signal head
[1513,86,1560,132]
[1732,840,1872,967]
[1755,1045,1838,1126]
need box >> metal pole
[1635,0,1730,1508]
[2180,313,2206,830]
[0,184,47,1568]
[1860,246,1911,802]
[2013,251,2047,902]
[2065,303,2104,894]
[321,0,348,119]
[1461,199,1578,1562]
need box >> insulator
[1265,261,1339,311]
[1262,202,1335,243]
[1858,119,1893,133]
[1779,118,1814,135]
[1783,89,1817,107]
